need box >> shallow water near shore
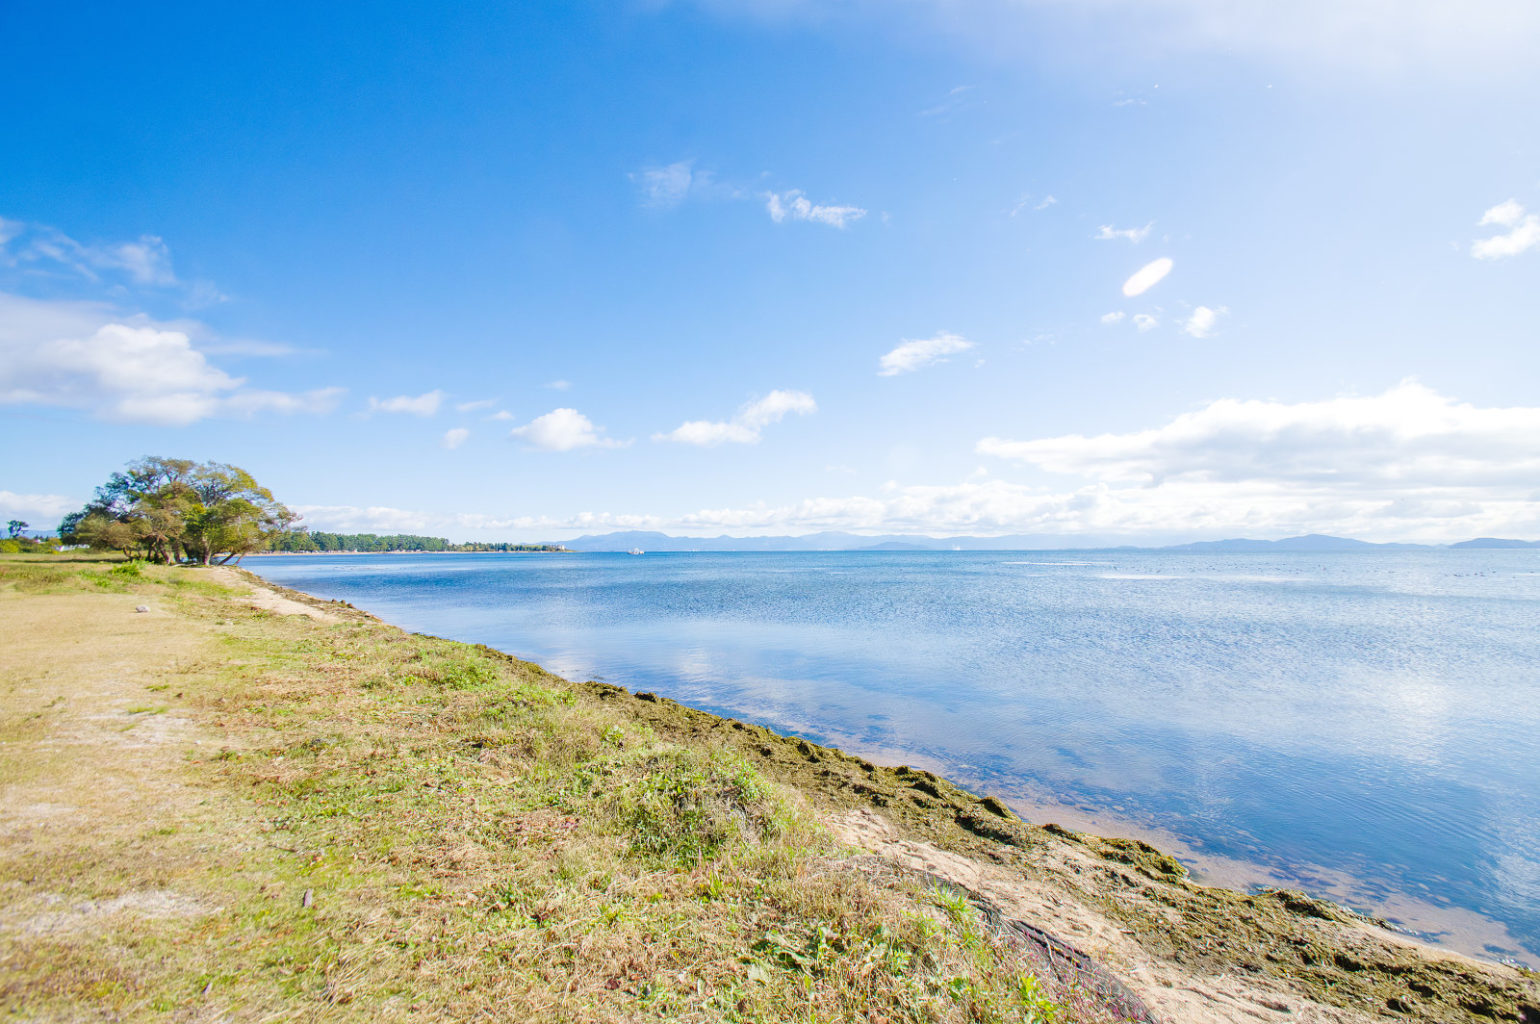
[250,549,1540,965]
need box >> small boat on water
[627,548,645,555]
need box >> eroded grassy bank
[0,557,1535,1023]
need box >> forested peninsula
[259,531,567,553]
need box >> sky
[3,0,1539,544]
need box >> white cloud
[765,190,867,229]
[1133,313,1159,332]
[1180,305,1226,337]
[0,293,342,425]
[1095,222,1152,243]
[0,490,80,528]
[1100,311,1126,325]
[488,410,515,421]
[878,331,974,376]
[1472,199,1540,260]
[510,408,628,451]
[442,427,470,450]
[456,398,497,412]
[545,379,572,391]
[368,390,445,416]
[1480,199,1525,228]
[655,389,817,445]
[977,381,1540,490]
[1122,257,1173,297]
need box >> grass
[0,558,1092,1023]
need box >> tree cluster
[264,531,565,553]
[61,457,296,565]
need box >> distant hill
[550,531,1536,553]
[1448,538,1540,549]
[1161,534,1430,553]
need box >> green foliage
[60,456,295,565]
[613,750,779,863]
[263,530,567,553]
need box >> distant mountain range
[551,530,1540,553]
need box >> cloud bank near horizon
[292,383,1540,544]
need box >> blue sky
[3,0,1539,542]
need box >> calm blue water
[250,550,1540,964]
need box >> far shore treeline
[260,531,566,554]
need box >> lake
[249,549,1540,965]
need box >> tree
[60,457,297,565]
[6,520,26,539]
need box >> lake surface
[250,549,1540,965]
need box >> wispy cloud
[0,215,222,305]
[1122,257,1173,297]
[441,427,470,450]
[1095,222,1153,243]
[455,398,497,413]
[632,160,703,209]
[368,390,445,416]
[1133,313,1159,332]
[1009,194,1057,217]
[510,408,628,451]
[680,0,1540,78]
[1472,199,1540,260]
[655,389,817,445]
[1100,311,1126,325]
[544,379,572,391]
[765,190,867,229]
[917,84,976,118]
[878,331,974,376]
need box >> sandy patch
[14,889,211,936]
[831,806,1382,1024]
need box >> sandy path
[206,565,339,621]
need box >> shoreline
[240,565,1540,1003]
[6,555,1535,1023]
[245,556,1539,971]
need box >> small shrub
[617,750,779,863]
